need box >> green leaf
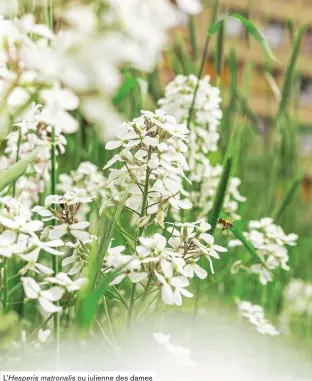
[209,14,279,63]
[276,25,307,121]
[113,77,138,105]
[274,175,303,223]
[209,156,232,234]
[0,145,46,192]
[76,269,121,330]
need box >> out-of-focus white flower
[283,279,312,316]
[153,332,171,345]
[176,0,202,15]
[153,332,196,367]
[21,277,63,313]
[38,87,79,134]
[37,329,51,344]
[238,300,279,336]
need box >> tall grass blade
[113,77,138,106]
[236,90,261,133]
[76,268,122,331]
[89,191,129,290]
[209,14,278,63]
[188,16,197,61]
[0,145,46,192]
[274,176,303,223]
[216,21,225,84]
[276,25,306,121]
[209,156,232,234]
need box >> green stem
[12,127,22,198]
[51,127,58,277]
[112,286,129,311]
[274,176,303,223]
[103,296,118,350]
[3,258,8,312]
[128,147,152,328]
[193,157,233,319]
[127,284,136,329]
[50,127,60,357]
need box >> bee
[218,217,234,231]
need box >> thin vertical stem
[128,146,152,328]
[3,258,8,312]
[50,126,60,360]
[12,127,22,198]
[127,284,137,329]
[103,297,119,357]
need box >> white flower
[49,221,90,241]
[283,279,312,316]
[21,277,63,313]
[153,332,171,345]
[153,332,196,367]
[238,300,279,336]
[155,260,193,306]
[176,0,202,15]
[46,272,87,292]
[183,259,207,279]
[37,329,51,344]
[193,234,227,273]
[19,248,53,275]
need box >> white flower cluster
[238,300,279,336]
[0,190,90,312]
[153,332,196,367]
[159,75,222,152]
[158,75,245,221]
[230,218,298,285]
[104,220,227,306]
[283,278,312,316]
[0,196,64,271]
[58,161,107,219]
[0,105,66,206]
[105,109,192,222]
[32,189,93,242]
